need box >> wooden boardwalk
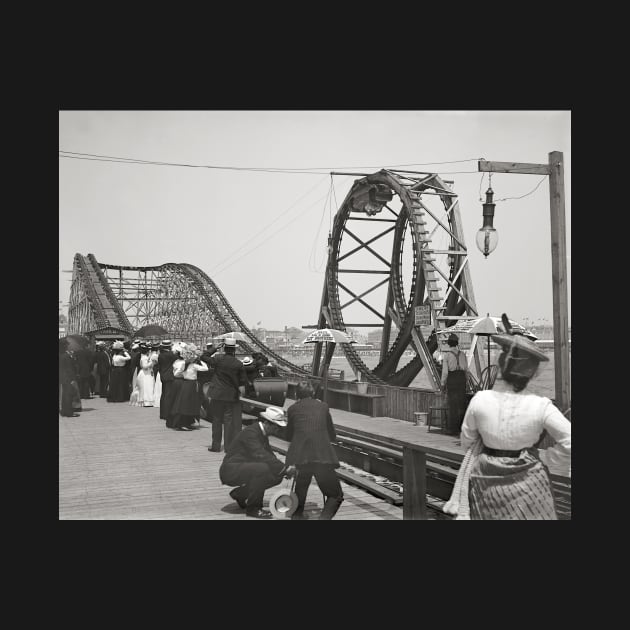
[59,397,403,520]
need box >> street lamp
[476,184,498,258]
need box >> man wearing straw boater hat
[206,338,248,452]
[219,406,296,519]
[444,314,571,520]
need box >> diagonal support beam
[425,258,477,315]
[338,225,396,263]
[340,277,389,308]
[338,280,387,321]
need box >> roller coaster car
[241,377,288,419]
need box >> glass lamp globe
[476,227,498,258]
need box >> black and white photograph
[59,110,571,520]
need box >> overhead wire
[494,175,548,202]
[209,174,329,273]
[214,175,354,277]
[60,150,483,174]
[308,179,332,272]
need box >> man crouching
[219,406,296,519]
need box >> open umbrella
[215,331,248,342]
[302,328,356,344]
[65,334,90,350]
[303,329,356,402]
[134,324,170,338]
[437,314,537,388]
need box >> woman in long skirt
[151,343,161,407]
[447,314,571,520]
[131,344,157,407]
[171,344,208,431]
[107,341,132,402]
[163,343,184,428]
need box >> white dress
[136,354,157,407]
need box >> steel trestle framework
[67,254,312,377]
[67,170,482,387]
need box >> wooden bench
[325,389,386,417]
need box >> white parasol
[302,329,355,402]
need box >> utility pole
[479,152,570,416]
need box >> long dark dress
[107,352,131,402]
[59,352,78,416]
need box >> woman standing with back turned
[446,314,571,520]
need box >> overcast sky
[59,111,570,332]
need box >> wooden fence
[285,371,440,423]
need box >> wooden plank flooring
[59,397,403,520]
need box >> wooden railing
[285,371,440,422]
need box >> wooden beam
[403,447,427,519]
[548,151,570,413]
[478,160,551,175]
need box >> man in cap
[219,406,296,519]
[94,341,111,398]
[157,340,177,422]
[206,338,248,452]
[440,332,470,435]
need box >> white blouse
[173,360,208,380]
[140,354,156,372]
[112,352,131,367]
[460,379,571,475]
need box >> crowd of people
[59,335,339,519]
[60,312,571,520]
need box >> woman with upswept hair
[445,314,571,520]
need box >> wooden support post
[402,446,427,520]
[548,151,571,415]
[478,154,570,416]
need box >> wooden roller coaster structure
[68,169,484,389]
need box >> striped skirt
[469,449,558,520]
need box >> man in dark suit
[74,345,96,399]
[198,342,219,420]
[59,338,80,417]
[206,338,248,452]
[157,340,176,424]
[219,406,295,519]
[94,341,111,397]
[286,380,344,520]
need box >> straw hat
[260,406,287,427]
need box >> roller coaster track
[68,255,311,377]
[315,169,480,388]
[67,170,481,388]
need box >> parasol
[437,314,537,382]
[64,334,90,350]
[302,328,356,344]
[134,324,170,338]
[302,329,356,402]
[215,331,248,342]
